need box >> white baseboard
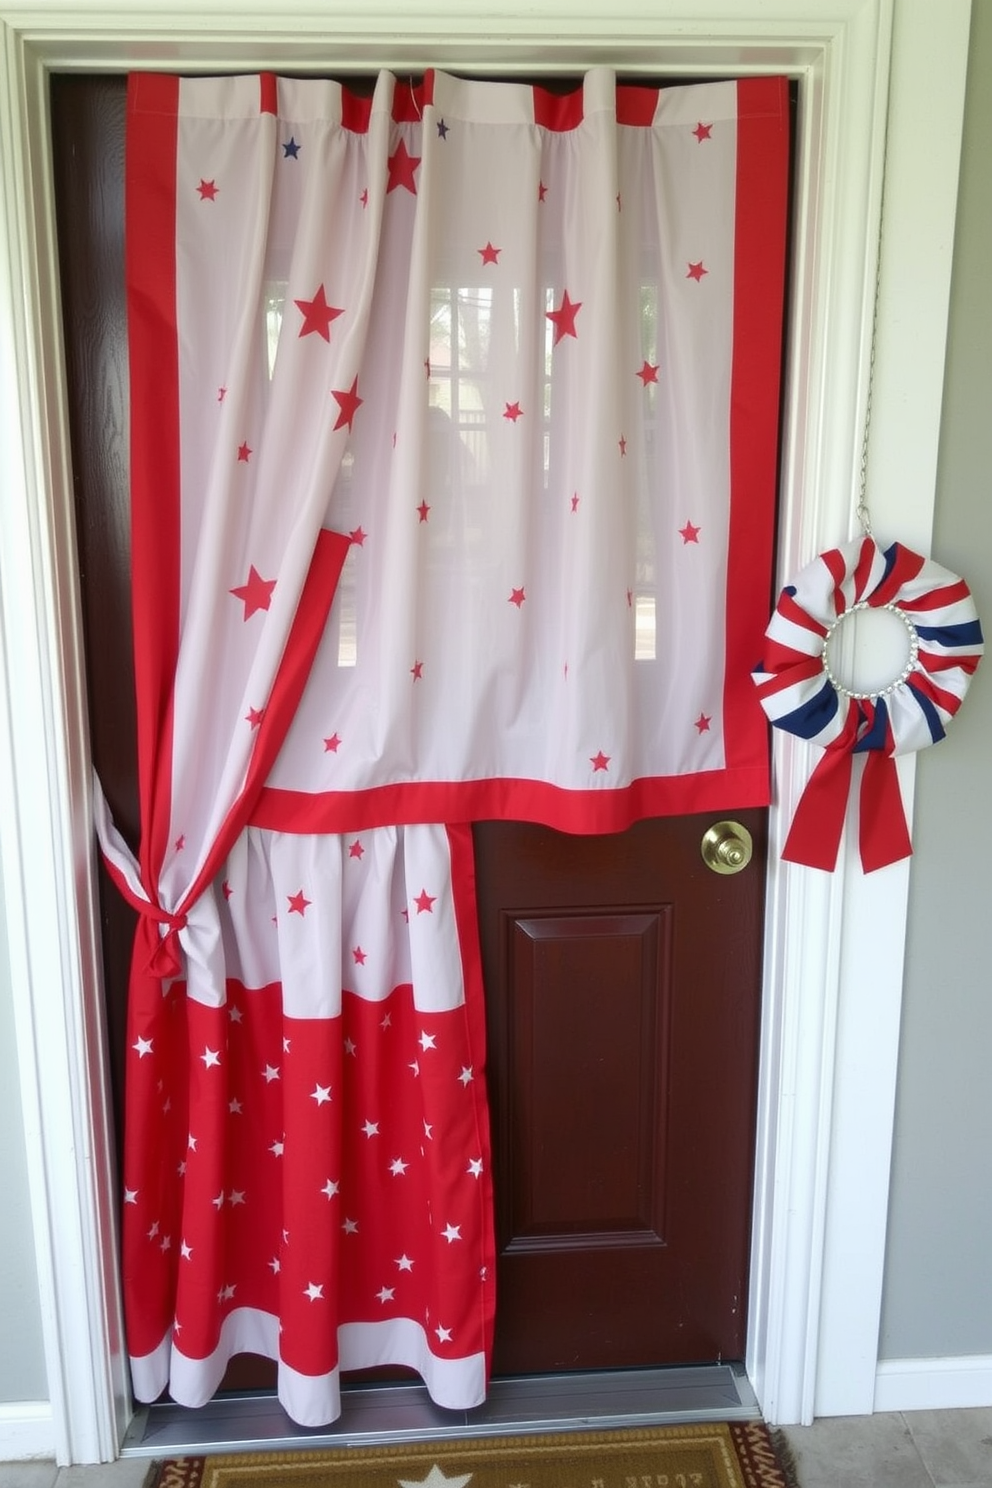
[0,1401,56,1461]
[875,1355,992,1413]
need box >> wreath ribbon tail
[859,752,913,872]
[782,747,854,872]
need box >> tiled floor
[3,1409,992,1487]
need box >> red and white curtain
[97,67,789,1427]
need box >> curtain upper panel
[126,68,789,874]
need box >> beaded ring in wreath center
[752,535,983,872]
[820,599,920,703]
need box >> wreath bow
[752,536,983,873]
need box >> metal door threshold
[121,1364,760,1458]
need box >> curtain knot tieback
[136,905,188,980]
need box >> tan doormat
[149,1422,799,1488]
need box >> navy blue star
[282,137,301,159]
[436,118,449,139]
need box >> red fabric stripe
[126,73,181,890]
[616,84,659,126]
[393,78,430,121]
[777,589,829,637]
[444,824,496,1369]
[852,535,877,602]
[249,766,771,838]
[908,673,965,716]
[903,578,972,612]
[341,89,372,134]
[259,73,278,115]
[870,543,927,606]
[533,83,584,131]
[859,753,912,871]
[918,651,981,674]
[821,546,850,615]
[723,76,791,772]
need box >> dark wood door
[52,74,767,1385]
[475,815,764,1375]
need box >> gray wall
[0,850,49,1401]
[879,0,992,1361]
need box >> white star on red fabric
[200,1047,221,1068]
[304,1281,324,1301]
[321,1179,339,1198]
[294,284,345,341]
[434,1325,453,1345]
[132,1036,153,1059]
[419,1031,437,1050]
[377,1286,396,1304]
[546,289,582,345]
[310,1083,332,1106]
[362,1120,380,1138]
[458,1066,474,1086]
[263,1064,281,1083]
[389,1157,410,1176]
[331,376,363,432]
[386,138,421,194]
[441,1223,462,1244]
[396,1254,414,1271]
[230,566,276,619]
[467,1158,484,1178]
[679,520,701,543]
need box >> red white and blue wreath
[752,535,983,873]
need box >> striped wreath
[752,536,983,872]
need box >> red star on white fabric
[590,751,610,772]
[348,839,364,859]
[386,138,421,194]
[416,500,431,523]
[503,401,523,422]
[349,527,367,546]
[237,442,252,462]
[411,660,424,681]
[478,242,501,265]
[508,587,526,608]
[230,566,276,619]
[294,284,345,341]
[324,733,342,752]
[687,261,708,281]
[679,521,701,543]
[196,179,218,201]
[287,890,311,916]
[637,361,659,385]
[695,713,712,733]
[693,121,713,141]
[414,888,436,914]
[245,706,265,728]
[331,376,363,432]
[353,945,367,965]
[546,290,582,345]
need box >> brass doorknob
[701,820,753,875]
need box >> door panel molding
[0,0,972,1461]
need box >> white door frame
[0,0,972,1464]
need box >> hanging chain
[855,72,893,540]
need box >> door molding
[0,0,972,1463]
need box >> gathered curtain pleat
[96,66,789,1428]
